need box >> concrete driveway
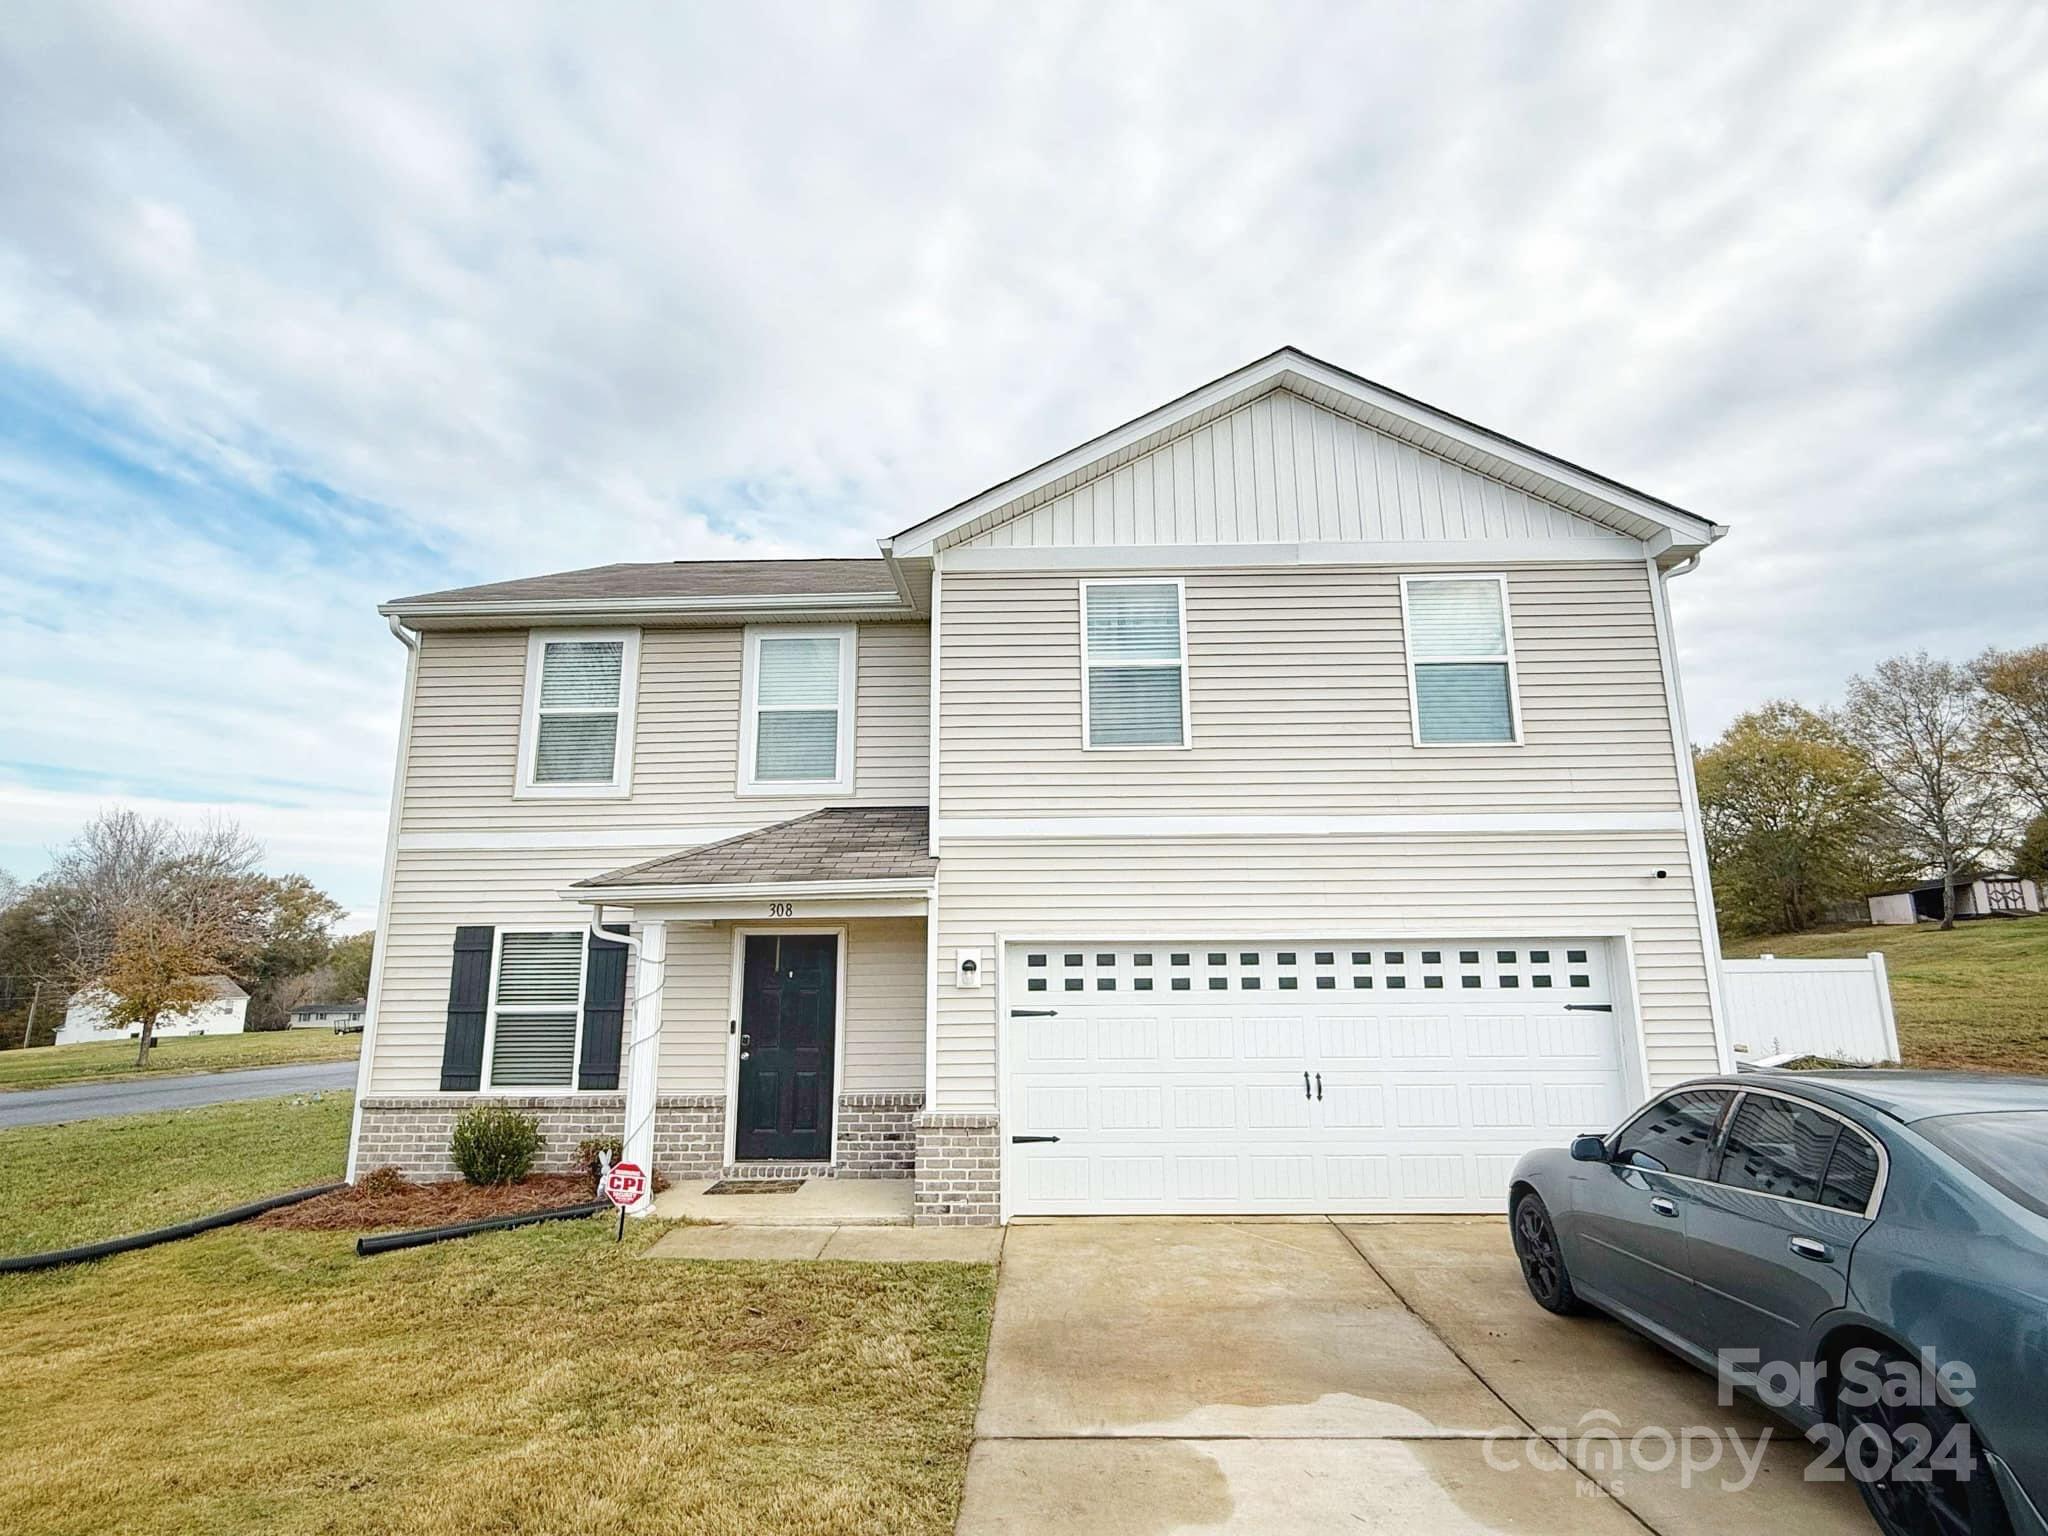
[957,1218,1872,1535]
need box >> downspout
[586,911,665,1212]
[346,616,420,1181]
[1647,553,1734,1074]
[877,536,920,613]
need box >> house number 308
[767,902,795,918]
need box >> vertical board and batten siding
[370,622,928,1095]
[939,564,1681,816]
[657,917,927,1097]
[961,389,1629,550]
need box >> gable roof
[382,559,923,625]
[887,346,1726,558]
[572,806,935,893]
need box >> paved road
[0,1060,359,1129]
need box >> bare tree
[1841,654,2001,930]
[1973,643,2048,822]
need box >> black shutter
[577,926,630,1091]
[437,926,495,1091]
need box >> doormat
[703,1179,805,1196]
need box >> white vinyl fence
[1720,953,1901,1066]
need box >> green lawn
[0,1028,360,1092]
[1723,916,2048,1074]
[0,1217,990,1536]
[0,1092,353,1255]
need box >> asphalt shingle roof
[387,558,897,610]
[576,806,934,890]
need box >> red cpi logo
[602,1162,647,1207]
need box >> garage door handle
[1564,1004,1613,1012]
[1303,1071,1311,1099]
[1011,1135,1060,1145]
[1010,1008,1058,1018]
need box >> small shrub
[450,1104,541,1185]
[575,1135,625,1190]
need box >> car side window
[1819,1127,1881,1213]
[1611,1090,1731,1178]
[1715,1095,1841,1204]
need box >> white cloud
[0,0,2044,908]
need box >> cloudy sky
[1,2,2044,923]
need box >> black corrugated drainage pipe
[0,1182,345,1274]
[355,1201,608,1257]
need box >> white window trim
[1079,577,1192,752]
[738,624,857,796]
[1397,572,1524,749]
[515,628,640,798]
[479,926,590,1094]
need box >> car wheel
[1833,1345,2012,1536]
[1511,1191,1584,1316]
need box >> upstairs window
[741,626,856,794]
[485,930,586,1089]
[1401,575,1520,746]
[518,631,638,795]
[1082,580,1188,749]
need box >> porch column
[622,918,666,1214]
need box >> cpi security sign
[602,1161,647,1208]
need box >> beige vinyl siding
[938,563,1679,816]
[657,918,926,1096]
[399,620,928,835]
[369,846,673,1093]
[930,833,1719,1112]
[961,389,1622,550]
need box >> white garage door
[1003,941,1631,1216]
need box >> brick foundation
[913,1112,1000,1226]
[355,1095,725,1182]
[835,1092,924,1177]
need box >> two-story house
[347,347,1731,1225]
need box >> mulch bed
[253,1172,600,1232]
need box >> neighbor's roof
[78,974,246,1003]
[381,558,916,623]
[574,806,934,892]
[290,998,366,1012]
[1874,873,2025,896]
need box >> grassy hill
[1723,916,2048,1075]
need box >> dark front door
[734,934,838,1162]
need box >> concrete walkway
[643,1223,1002,1263]
[0,1059,358,1129]
[956,1217,1871,1535]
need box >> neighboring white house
[347,346,1734,1224]
[289,999,367,1031]
[55,975,250,1044]
[1868,874,2043,925]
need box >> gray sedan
[1509,1071,2048,1536]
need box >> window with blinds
[521,631,637,792]
[486,931,583,1089]
[743,627,854,792]
[1083,581,1187,748]
[1402,577,1519,745]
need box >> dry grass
[1723,916,2048,1074]
[0,1220,994,1536]
[0,1029,361,1092]
[0,1091,352,1256]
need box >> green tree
[1973,643,2048,821]
[244,874,347,1029]
[327,930,375,1001]
[2018,815,2048,886]
[1697,702,1888,936]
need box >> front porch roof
[566,806,935,909]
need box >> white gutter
[377,591,912,623]
[562,877,936,906]
[1646,552,1734,1075]
[877,537,921,612]
[587,913,665,1214]
[345,616,420,1181]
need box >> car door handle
[1788,1236,1833,1263]
[1648,1196,1679,1218]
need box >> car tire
[1511,1191,1585,1316]
[1832,1344,2012,1536]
